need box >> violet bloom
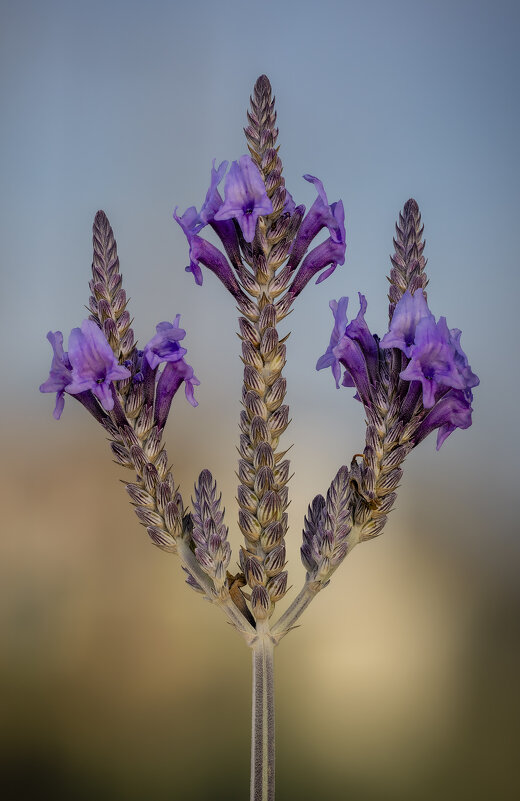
[199,159,228,226]
[318,290,478,449]
[142,317,199,427]
[287,175,346,297]
[143,316,187,370]
[449,327,480,395]
[400,316,466,408]
[39,331,73,419]
[155,359,200,428]
[316,296,349,387]
[416,389,474,450]
[65,319,130,411]
[380,289,434,357]
[214,155,273,242]
[317,294,377,407]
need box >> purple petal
[316,297,349,387]
[380,289,434,357]
[333,336,372,407]
[344,293,378,384]
[288,237,346,298]
[199,159,228,224]
[65,320,130,411]
[288,177,346,272]
[144,317,187,370]
[188,235,244,298]
[214,155,273,243]
[414,389,473,449]
[400,316,466,408]
[155,358,200,429]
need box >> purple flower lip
[65,319,130,411]
[316,296,349,388]
[142,316,200,426]
[40,321,130,417]
[143,315,187,370]
[214,155,273,242]
[39,330,73,419]
[399,315,466,408]
[380,289,434,357]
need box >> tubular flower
[142,316,199,428]
[173,160,245,296]
[214,154,273,242]
[317,293,377,406]
[286,175,346,297]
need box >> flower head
[65,320,130,411]
[214,155,273,242]
[318,287,478,449]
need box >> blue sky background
[1,1,519,797]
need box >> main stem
[250,626,275,801]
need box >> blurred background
[2,0,519,798]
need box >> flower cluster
[40,316,198,429]
[174,155,346,300]
[318,289,478,449]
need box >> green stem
[250,627,275,801]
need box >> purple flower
[174,163,247,298]
[415,389,474,450]
[65,320,131,411]
[317,294,377,406]
[287,175,346,296]
[143,315,187,370]
[199,159,228,225]
[155,359,200,428]
[318,288,478,450]
[214,155,273,242]
[399,316,466,408]
[316,296,349,387]
[142,316,200,427]
[449,327,480,393]
[174,208,244,296]
[39,331,73,419]
[380,289,434,357]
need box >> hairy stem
[272,527,361,642]
[250,625,276,801]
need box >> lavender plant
[40,75,478,801]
